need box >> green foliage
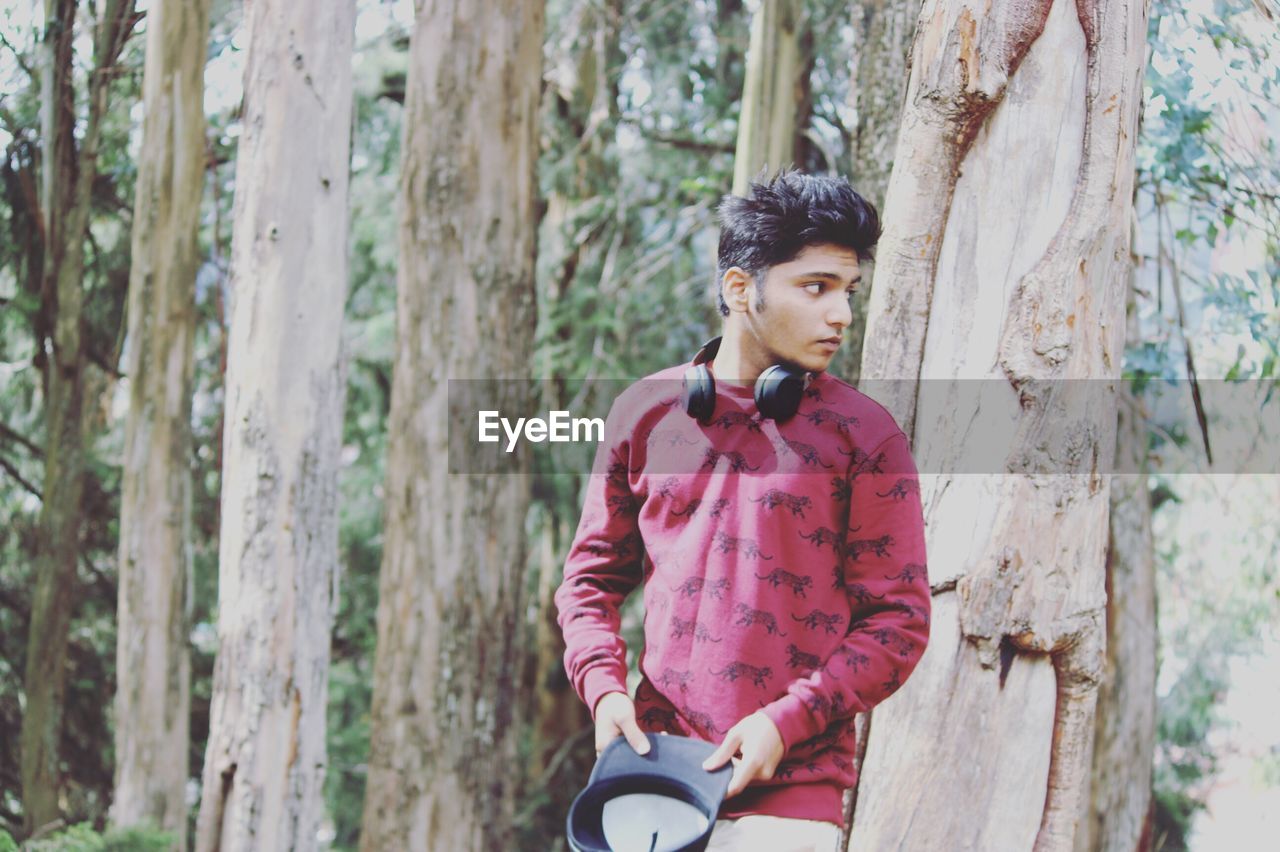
[1137,0,1280,384]
[18,823,174,852]
[1146,471,1280,850]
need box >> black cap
[567,734,732,852]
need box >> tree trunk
[1076,283,1156,852]
[358,1,544,849]
[717,0,747,95]
[111,0,211,840]
[22,0,138,835]
[192,0,355,848]
[848,0,917,212]
[851,0,1149,848]
[732,0,811,194]
[830,0,918,385]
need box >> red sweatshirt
[554,363,930,827]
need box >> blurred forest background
[1,0,1278,849]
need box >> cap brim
[567,734,732,852]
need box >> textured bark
[849,0,918,211]
[192,1,355,849]
[357,1,544,849]
[1076,286,1156,852]
[851,0,1150,849]
[733,0,811,194]
[22,0,138,835]
[830,0,917,385]
[111,0,211,840]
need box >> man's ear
[721,267,753,314]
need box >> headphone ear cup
[754,365,807,423]
[682,365,716,424]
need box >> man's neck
[708,326,768,387]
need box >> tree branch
[0,455,41,499]
[0,29,35,79]
[1158,198,1213,465]
[0,421,43,457]
[86,345,124,379]
[644,131,735,155]
[79,551,117,600]
[620,120,735,154]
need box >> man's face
[725,242,861,375]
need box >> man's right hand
[594,691,651,756]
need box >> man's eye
[804,282,823,294]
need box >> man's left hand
[701,712,785,798]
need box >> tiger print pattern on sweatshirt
[554,364,930,826]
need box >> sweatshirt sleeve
[554,399,647,719]
[761,431,931,751]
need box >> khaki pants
[705,815,843,852]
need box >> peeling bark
[832,0,918,386]
[357,1,545,849]
[111,0,211,842]
[192,1,355,849]
[861,0,1056,431]
[851,0,1150,848]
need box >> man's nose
[828,295,852,330]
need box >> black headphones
[681,337,811,425]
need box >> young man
[555,171,931,851]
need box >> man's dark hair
[716,170,882,316]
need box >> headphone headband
[681,337,810,425]
[691,336,722,366]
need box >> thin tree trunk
[831,0,918,385]
[22,0,138,835]
[717,0,747,94]
[192,0,355,848]
[849,0,917,212]
[523,0,619,792]
[733,0,810,194]
[852,0,1150,848]
[1076,279,1157,852]
[112,0,211,841]
[358,1,545,849]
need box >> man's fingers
[595,728,617,755]
[726,756,753,798]
[620,717,651,755]
[702,730,742,770]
